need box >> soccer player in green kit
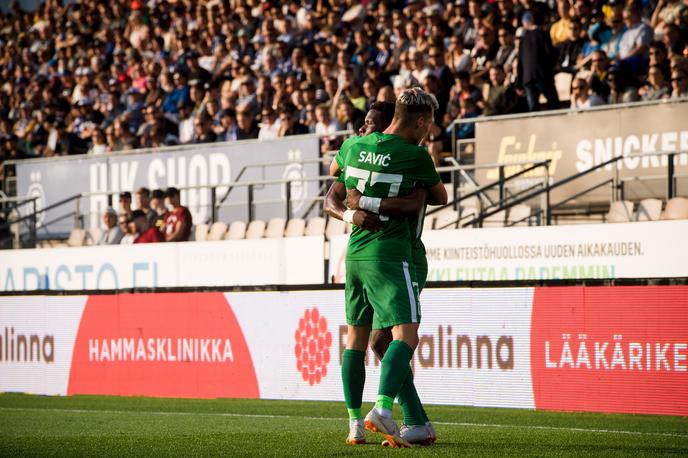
[335,88,447,448]
[325,102,438,446]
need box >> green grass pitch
[0,394,686,456]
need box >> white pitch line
[1,407,686,439]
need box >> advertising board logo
[530,286,688,416]
[294,307,332,386]
[26,172,46,227]
[68,293,259,398]
[282,149,307,213]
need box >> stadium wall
[1,220,687,292]
[0,285,686,416]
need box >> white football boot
[364,409,411,448]
[382,423,435,446]
[345,419,366,445]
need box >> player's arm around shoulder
[347,187,427,217]
[415,147,447,206]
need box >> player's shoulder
[343,132,382,148]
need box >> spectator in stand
[134,187,157,227]
[149,189,167,232]
[132,210,164,244]
[192,112,216,144]
[1,0,685,177]
[650,42,672,80]
[118,213,135,245]
[640,65,672,100]
[451,71,483,105]
[215,109,239,142]
[482,65,520,116]
[454,97,478,139]
[97,207,123,245]
[495,24,518,71]
[663,23,686,57]
[670,69,688,98]
[118,191,132,218]
[277,104,309,137]
[177,101,195,145]
[570,77,605,109]
[557,20,586,74]
[589,50,611,99]
[163,187,192,242]
[617,4,653,75]
[258,108,282,140]
[236,109,259,140]
[163,71,191,115]
[607,67,640,104]
[446,35,472,74]
[550,0,573,47]
[518,11,560,111]
[315,104,339,154]
[601,8,627,62]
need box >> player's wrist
[358,196,381,214]
[342,209,356,224]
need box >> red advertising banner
[67,293,259,398]
[530,286,688,415]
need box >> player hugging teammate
[325,88,448,448]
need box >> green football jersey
[336,132,440,261]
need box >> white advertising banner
[328,220,688,283]
[0,296,86,395]
[0,237,324,291]
[1,286,685,415]
[226,288,535,408]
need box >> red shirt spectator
[134,226,164,244]
[163,187,193,242]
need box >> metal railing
[431,149,687,229]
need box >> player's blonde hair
[394,87,438,123]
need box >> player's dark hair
[369,101,395,131]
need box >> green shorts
[345,259,421,330]
[413,253,428,293]
[370,254,427,330]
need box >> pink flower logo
[294,307,332,386]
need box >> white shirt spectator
[178,115,195,144]
[570,94,605,109]
[98,226,124,245]
[120,234,136,244]
[315,119,338,136]
[618,21,653,60]
[258,119,282,140]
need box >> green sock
[377,340,414,406]
[397,366,427,426]
[342,349,366,420]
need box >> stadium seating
[285,218,306,238]
[325,217,347,239]
[662,197,688,220]
[305,217,326,237]
[206,222,228,241]
[194,224,209,242]
[245,220,266,239]
[607,201,634,223]
[225,221,247,240]
[635,199,663,221]
[265,218,286,239]
[66,229,86,247]
[483,209,507,228]
[507,204,532,226]
[86,228,101,246]
[433,209,459,230]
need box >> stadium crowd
[99,186,193,244]
[1,0,687,180]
